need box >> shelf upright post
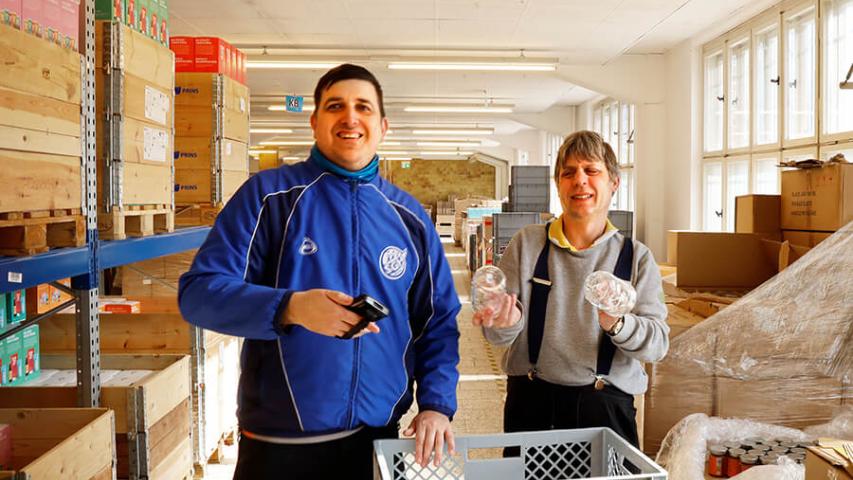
[73,0,102,409]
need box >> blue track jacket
[178,153,461,438]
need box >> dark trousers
[233,424,398,480]
[503,375,639,453]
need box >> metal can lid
[753,444,771,452]
[771,446,789,454]
[740,454,759,465]
[790,447,806,455]
[723,441,742,450]
[791,453,806,461]
[709,446,728,456]
[760,454,779,465]
[745,437,765,444]
[780,441,798,449]
[729,448,747,457]
[746,449,765,457]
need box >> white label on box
[144,86,169,125]
[225,141,233,156]
[7,272,22,283]
[143,127,168,162]
[142,278,152,285]
[239,97,246,113]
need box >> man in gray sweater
[474,130,669,447]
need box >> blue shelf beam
[0,227,210,293]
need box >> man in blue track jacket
[178,64,461,479]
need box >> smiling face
[558,154,619,222]
[310,79,388,171]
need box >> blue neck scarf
[310,145,379,182]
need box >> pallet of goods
[95,20,175,240]
[0,354,193,480]
[0,408,115,479]
[170,37,250,227]
[0,21,86,256]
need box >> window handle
[789,79,797,88]
[716,95,725,102]
[770,76,780,85]
[715,210,723,218]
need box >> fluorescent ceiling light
[281,156,301,160]
[419,151,473,156]
[248,149,277,155]
[260,140,314,146]
[377,150,410,155]
[248,61,340,69]
[379,141,401,146]
[404,106,513,113]
[417,141,480,147]
[412,129,494,135]
[250,128,294,134]
[268,105,315,112]
[388,62,555,72]
[383,157,413,161]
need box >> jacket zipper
[346,181,361,429]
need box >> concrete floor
[202,240,507,478]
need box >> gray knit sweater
[483,223,669,395]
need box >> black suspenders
[526,222,634,388]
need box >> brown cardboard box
[781,163,853,231]
[806,447,853,480]
[782,230,833,247]
[666,231,810,289]
[735,194,781,239]
[716,376,843,430]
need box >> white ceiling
[170,0,771,157]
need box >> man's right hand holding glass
[471,293,521,329]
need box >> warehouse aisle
[204,241,508,478]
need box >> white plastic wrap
[643,223,853,456]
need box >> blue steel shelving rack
[0,0,211,407]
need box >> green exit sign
[401,161,411,169]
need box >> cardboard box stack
[172,71,250,224]
[735,194,781,240]
[170,36,246,85]
[0,0,82,51]
[95,20,176,239]
[781,161,852,248]
[95,0,169,45]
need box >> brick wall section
[380,159,496,208]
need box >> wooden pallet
[98,204,175,240]
[174,203,223,227]
[0,209,85,256]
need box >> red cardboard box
[170,36,194,71]
[126,0,137,30]
[194,37,228,73]
[230,43,238,81]
[238,50,246,84]
[0,0,22,30]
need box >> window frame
[726,26,754,154]
[781,0,819,148]
[751,7,784,152]
[703,39,728,156]
[819,0,853,142]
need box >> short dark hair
[553,130,620,182]
[313,64,386,117]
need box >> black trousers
[233,424,398,480]
[503,375,639,452]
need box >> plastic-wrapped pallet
[643,222,853,456]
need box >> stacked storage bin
[509,166,550,213]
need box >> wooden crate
[0,23,86,255]
[117,250,196,297]
[95,20,175,241]
[174,203,224,227]
[173,73,250,217]
[40,301,240,476]
[0,408,115,480]
[0,354,193,480]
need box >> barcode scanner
[338,294,390,339]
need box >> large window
[753,23,780,147]
[704,49,725,153]
[783,4,817,143]
[728,37,751,150]
[822,0,853,138]
[701,0,853,231]
[591,100,635,211]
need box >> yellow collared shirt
[548,214,618,251]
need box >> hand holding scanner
[339,294,390,339]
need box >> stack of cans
[707,437,814,477]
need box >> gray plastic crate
[511,166,550,184]
[608,210,634,239]
[510,202,550,213]
[493,212,541,240]
[374,428,667,480]
[512,183,550,196]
